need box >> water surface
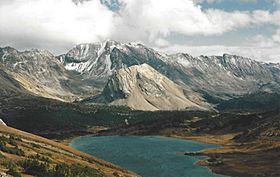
[70,136,226,177]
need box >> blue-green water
[70,136,226,177]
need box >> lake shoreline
[66,130,232,177]
[62,127,280,177]
[64,132,233,177]
[70,135,226,177]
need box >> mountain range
[1,40,280,111]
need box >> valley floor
[91,110,280,177]
[61,128,280,177]
[176,134,280,177]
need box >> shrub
[3,160,17,170]
[0,152,5,158]
[54,163,102,177]
[28,154,53,163]
[7,168,21,177]
[0,145,25,156]
[19,158,103,177]
[20,158,51,176]
[0,135,24,156]
[3,160,21,177]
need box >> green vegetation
[28,154,53,163]
[3,160,21,177]
[20,158,51,176]
[19,158,103,177]
[0,152,4,158]
[0,135,24,156]
[0,133,104,177]
[0,95,208,139]
[54,163,102,177]
[7,167,22,177]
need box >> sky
[0,0,280,63]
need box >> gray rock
[0,119,6,126]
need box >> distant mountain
[0,47,98,101]
[60,40,280,103]
[1,40,280,111]
[0,65,28,97]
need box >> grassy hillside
[0,125,137,177]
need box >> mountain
[58,40,166,84]
[1,40,280,111]
[0,47,98,101]
[60,40,280,107]
[0,65,28,97]
[166,53,280,98]
[86,64,208,111]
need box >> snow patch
[177,57,191,68]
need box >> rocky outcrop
[90,64,207,111]
[0,119,6,126]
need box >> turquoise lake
[70,136,227,177]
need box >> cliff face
[91,64,207,111]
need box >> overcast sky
[0,0,280,63]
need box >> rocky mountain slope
[0,47,72,100]
[60,40,280,103]
[1,40,280,111]
[0,47,98,101]
[0,65,29,97]
[87,64,208,111]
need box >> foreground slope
[0,124,137,177]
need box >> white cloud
[272,29,280,42]
[0,0,279,62]
[274,0,280,4]
[160,33,280,63]
[112,0,278,44]
[0,0,114,51]
[154,38,170,47]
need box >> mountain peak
[91,63,205,111]
[0,46,18,53]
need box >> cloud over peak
[0,0,279,62]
